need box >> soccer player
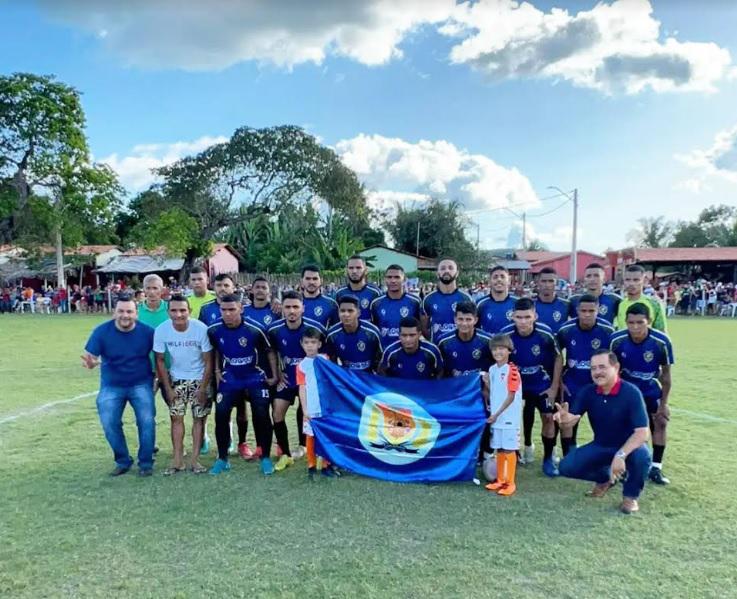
[421,258,473,342]
[557,294,615,456]
[154,295,213,475]
[437,301,493,377]
[370,264,422,349]
[81,295,156,477]
[379,317,444,379]
[482,334,522,496]
[268,291,327,470]
[335,255,382,321]
[568,262,621,325]
[500,298,562,475]
[614,264,667,332]
[207,294,278,475]
[556,350,652,514]
[534,267,570,334]
[301,265,338,328]
[297,328,338,479]
[610,303,674,485]
[326,295,382,372]
[199,273,237,326]
[477,265,518,335]
[243,277,281,330]
[187,267,216,320]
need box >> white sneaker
[523,444,535,464]
[292,446,306,459]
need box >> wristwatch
[615,450,626,460]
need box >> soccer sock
[306,435,317,469]
[296,405,306,447]
[652,444,665,467]
[506,452,517,486]
[542,435,556,460]
[273,420,291,457]
[523,401,535,447]
[236,402,248,444]
[251,402,272,458]
[570,422,579,446]
[497,452,507,483]
[561,437,573,456]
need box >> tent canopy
[95,256,184,274]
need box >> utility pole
[522,212,527,250]
[571,189,578,285]
[416,221,420,257]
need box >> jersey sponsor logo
[357,340,366,352]
[416,362,426,372]
[227,356,254,366]
[531,344,541,356]
[472,349,482,360]
[238,337,248,347]
[358,392,441,465]
[591,338,601,349]
[644,350,654,363]
[553,311,562,322]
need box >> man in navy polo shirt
[556,350,651,515]
[82,295,156,477]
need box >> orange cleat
[485,480,506,491]
[497,483,517,496]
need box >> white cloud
[675,124,737,184]
[336,133,539,214]
[673,178,707,194]
[441,0,733,94]
[99,135,228,192]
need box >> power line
[462,190,570,216]
[525,198,572,219]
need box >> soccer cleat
[274,455,294,472]
[542,458,559,477]
[260,457,275,475]
[274,444,283,458]
[485,480,505,491]
[497,483,516,496]
[620,497,640,514]
[307,466,317,481]
[649,467,670,485]
[254,446,263,459]
[293,446,306,459]
[228,441,236,455]
[321,465,339,478]
[523,444,535,464]
[238,442,254,461]
[200,436,210,455]
[209,459,231,475]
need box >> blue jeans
[96,383,156,471]
[559,442,652,499]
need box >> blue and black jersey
[370,293,422,349]
[325,320,383,372]
[437,330,494,377]
[477,294,518,335]
[421,288,474,342]
[335,284,382,321]
[380,339,444,380]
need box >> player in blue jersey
[421,258,474,342]
[199,273,237,326]
[568,262,621,325]
[370,264,422,349]
[326,295,382,372]
[610,303,674,485]
[557,294,615,456]
[207,295,278,476]
[501,298,562,476]
[243,277,281,330]
[301,264,338,328]
[267,291,327,471]
[437,301,493,377]
[534,267,571,334]
[477,265,518,334]
[379,317,444,380]
[335,255,382,321]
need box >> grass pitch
[1,315,736,598]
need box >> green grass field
[1,315,736,598]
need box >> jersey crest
[238,337,248,347]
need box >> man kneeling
[555,349,651,514]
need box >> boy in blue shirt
[326,295,382,372]
[437,301,493,377]
[379,317,444,380]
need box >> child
[296,328,338,480]
[484,334,522,496]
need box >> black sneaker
[649,467,670,485]
[138,469,153,478]
[321,465,339,478]
[109,466,130,477]
[307,467,317,481]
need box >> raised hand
[553,402,576,426]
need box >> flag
[309,359,486,483]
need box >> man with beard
[267,291,327,470]
[477,266,518,335]
[534,267,571,335]
[301,265,338,328]
[568,262,621,325]
[421,258,473,342]
[82,296,156,476]
[335,255,382,321]
[370,265,422,349]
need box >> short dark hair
[489,334,514,351]
[281,290,303,303]
[168,294,191,309]
[301,327,323,342]
[347,255,365,264]
[455,300,477,316]
[592,348,618,366]
[338,295,359,308]
[578,293,599,305]
[514,297,535,311]
[301,264,320,276]
[116,293,135,304]
[586,262,604,270]
[219,293,240,304]
[539,267,558,276]
[625,303,651,320]
[625,264,645,274]
[490,265,509,275]
[214,273,233,283]
[399,317,421,331]
[190,266,207,276]
[437,257,458,267]
[385,264,405,274]
[252,276,269,285]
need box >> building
[204,243,240,278]
[606,247,737,283]
[359,245,438,273]
[517,250,607,282]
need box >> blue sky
[2,0,737,253]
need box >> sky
[2,0,737,253]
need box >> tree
[626,216,674,248]
[525,238,549,251]
[386,199,477,265]
[670,204,737,247]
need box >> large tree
[670,204,737,247]
[626,216,674,248]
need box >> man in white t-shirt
[154,294,213,475]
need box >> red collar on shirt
[596,377,622,396]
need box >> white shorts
[303,419,314,436]
[491,427,520,451]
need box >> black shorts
[523,390,555,415]
[273,385,299,405]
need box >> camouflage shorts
[168,379,212,418]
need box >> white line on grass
[0,391,98,425]
[671,407,737,425]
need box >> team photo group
[82,255,673,515]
